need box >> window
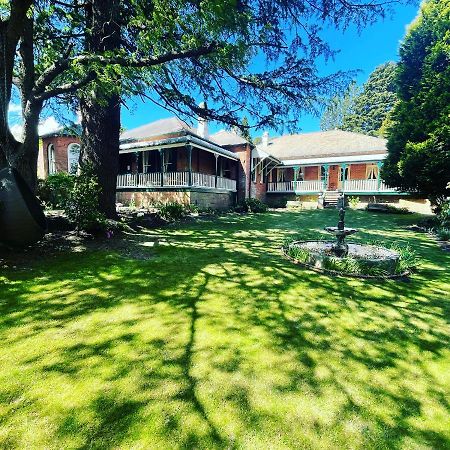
[297,167,304,182]
[277,168,285,182]
[48,144,56,175]
[251,157,260,182]
[163,148,177,172]
[339,166,349,182]
[366,163,378,180]
[67,143,80,174]
[142,151,151,173]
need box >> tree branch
[31,42,220,102]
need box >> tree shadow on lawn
[0,210,448,448]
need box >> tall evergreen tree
[342,62,398,136]
[320,82,360,131]
[381,0,450,208]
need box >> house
[39,125,82,178]
[40,117,431,212]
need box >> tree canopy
[342,62,398,136]
[381,0,450,207]
[320,81,360,131]
[1,0,415,191]
[320,62,398,136]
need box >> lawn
[0,209,448,449]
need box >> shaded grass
[0,209,449,449]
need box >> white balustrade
[117,171,236,191]
[294,180,323,192]
[343,179,397,192]
[267,178,397,193]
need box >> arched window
[47,144,56,175]
[67,143,80,174]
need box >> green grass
[0,209,449,449]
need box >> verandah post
[187,144,193,186]
[377,161,383,191]
[159,149,164,186]
[322,164,329,190]
[215,154,218,188]
[341,163,348,193]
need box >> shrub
[37,173,74,209]
[437,201,450,228]
[348,196,360,209]
[367,203,411,214]
[236,198,268,213]
[65,166,106,232]
[436,228,450,241]
[157,201,187,222]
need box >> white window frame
[48,144,56,175]
[67,143,80,174]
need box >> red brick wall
[304,166,319,180]
[41,136,81,177]
[222,143,251,203]
[349,163,367,180]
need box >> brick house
[40,118,429,211]
[40,125,81,178]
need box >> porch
[267,162,398,194]
[267,178,396,194]
[117,138,238,192]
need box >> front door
[328,165,339,190]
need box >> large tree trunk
[80,92,120,219]
[80,0,121,219]
[1,5,40,191]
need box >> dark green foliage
[37,173,75,209]
[321,63,398,136]
[366,204,411,214]
[157,202,188,222]
[342,62,398,137]
[236,198,268,213]
[382,0,450,207]
[437,201,450,227]
[65,165,106,232]
[436,228,450,241]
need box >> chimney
[197,101,208,139]
[262,131,269,148]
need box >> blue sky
[121,2,419,139]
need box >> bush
[437,201,450,228]
[157,202,187,222]
[348,196,360,209]
[65,166,106,232]
[436,228,450,241]
[236,198,268,213]
[37,173,74,209]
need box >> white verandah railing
[117,172,236,191]
[267,178,397,193]
[267,180,324,192]
[342,179,397,192]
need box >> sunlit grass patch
[0,209,448,448]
